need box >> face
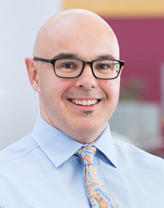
[26,12,122,143]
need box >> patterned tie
[77,146,117,208]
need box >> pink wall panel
[104,18,164,102]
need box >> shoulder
[0,135,38,167]
[113,138,164,169]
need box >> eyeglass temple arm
[33,57,52,64]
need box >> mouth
[69,99,101,106]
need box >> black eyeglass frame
[33,57,125,80]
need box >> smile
[70,99,100,106]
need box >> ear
[25,57,40,93]
[121,65,124,72]
[119,66,124,76]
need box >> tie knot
[77,146,97,167]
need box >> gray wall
[0,0,62,150]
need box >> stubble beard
[82,111,93,117]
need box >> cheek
[40,75,67,96]
[104,80,120,98]
[105,80,112,87]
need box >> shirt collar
[31,114,117,168]
[92,125,117,168]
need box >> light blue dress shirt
[0,114,164,208]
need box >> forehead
[38,13,119,60]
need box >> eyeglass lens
[55,59,120,79]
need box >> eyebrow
[95,54,116,60]
[53,53,116,60]
[53,53,78,59]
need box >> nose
[75,64,98,90]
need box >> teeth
[71,99,98,106]
[82,100,87,105]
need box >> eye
[61,62,77,69]
[97,64,112,69]
[95,63,114,70]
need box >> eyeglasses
[33,57,124,80]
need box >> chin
[72,121,105,138]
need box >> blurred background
[0,0,164,158]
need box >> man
[0,9,164,208]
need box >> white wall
[109,101,161,149]
[0,0,62,150]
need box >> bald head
[26,9,122,143]
[33,9,119,59]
